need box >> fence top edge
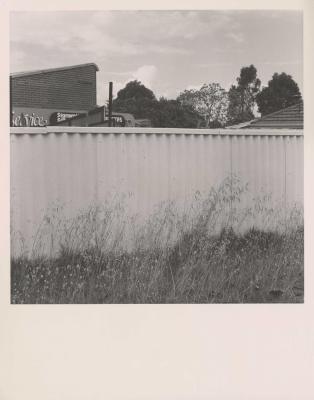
[10,126,304,136]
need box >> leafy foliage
[113,80,201,127]
[152,98,202,128]
[112,80,158,120]
[111,69,302,127]
[256,72,302,116]
[115,80,156,101]
[177,83,229,128]
[227,64,261,125]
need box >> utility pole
[108,81,113,127]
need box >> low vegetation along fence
[10,127,304,303]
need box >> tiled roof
[227,119,258,129]
[246,101,303,129]
[10,63,99,78]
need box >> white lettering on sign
[56,112,79,122]
[11,112,47,127]
[104,116,124,124]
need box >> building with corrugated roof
[11,63,99,127]
[10,63,135,127]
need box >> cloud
[10,11,195,70]
[198,62,232,68]
[260,60,302,66]
[10,11,141,60]
[99,10,233,42]
[226,32,245,44]
[132,65,157,89]
[97,65,158,104]
[186,84,202,91]
[10,10,248,76]
[9,10,302,104]
[146,44,190,55]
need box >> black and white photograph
[2,2,314,400]
[10,9,304,304]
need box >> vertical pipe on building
[108,82,113,127]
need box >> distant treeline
[112,65,302,128]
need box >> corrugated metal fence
[10,127,303,257]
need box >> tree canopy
[115,80,156,101]
[152,98,202,128]
[112,80,158,120]
[111,69,302,128]
[256,72,302,116]
[227,64,261,125]
[112,80,201,128]
[177,83,229,128]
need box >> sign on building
[11,112,47,127]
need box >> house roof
[227,119,259,129]
[10,63,99,78]
[227,101,303,130]
[247,101,303,129]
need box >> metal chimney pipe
[108,82,113,127]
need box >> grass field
[11,178,304,304]
[11,227,303,304]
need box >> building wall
[10,127,304,257]
[12,107,89,127]
[11,64,97,111]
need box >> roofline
[227,100,303,129]
[226,119,258,129]
[10,63,99,78]
[259,99,303,119]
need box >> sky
[10,10,303,105]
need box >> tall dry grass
[11,176,304,304]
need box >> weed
[11,177,304,304]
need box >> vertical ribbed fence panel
[10,128,303,258]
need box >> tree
[114,80,156,101]
[256,73,302,116]
[152,98,202,128]
[227,64,261,125]
[112,80,201,127]
[112,80,158,119]
[177,83,229,128]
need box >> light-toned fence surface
[10,127,303,257]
